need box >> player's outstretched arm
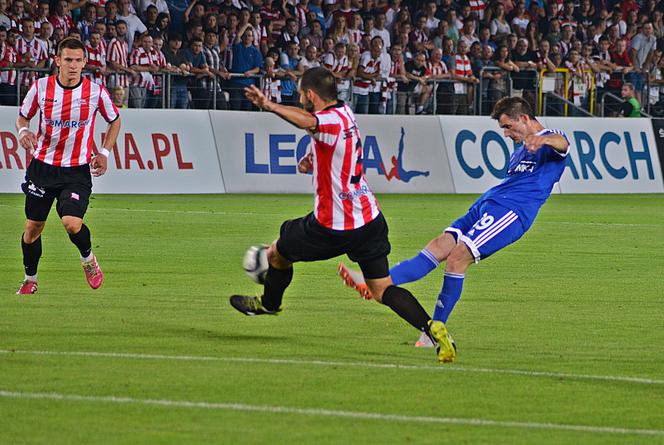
[524,133,569,154]
[244,85,317,130]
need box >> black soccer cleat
[229,295,281,316]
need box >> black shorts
[276,212,391,280]
[22,158,93,221]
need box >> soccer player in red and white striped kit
[15,37,121,295]
[230,67,455,363]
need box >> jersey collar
[56,76,83,90]
[322,101,344,111]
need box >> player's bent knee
[24,220,45,242]
[446,244,474,273]
[61,216,83,234]
[267,242,291,269]
[426,232,457,262]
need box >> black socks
[262,265,293,311]
[68,224,92,258]
[381,285,431,332]
[21,234,42,276]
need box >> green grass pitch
[1,193,663,444]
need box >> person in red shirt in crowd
[49,0,74,35]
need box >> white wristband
[99,148,111,158]
[18,127,30,136]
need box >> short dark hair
[299,67,337,102]
[57,36,85,55]
[491,96,535,120]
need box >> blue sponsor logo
[45,119,91,129]
[245,127,428,183]
[455,129,656,180]
[339,185,370,200]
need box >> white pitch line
[2,349,663,386]
[0,203,662,227]
[0,389,662,437]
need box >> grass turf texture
[1,193,663,445]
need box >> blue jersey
[477,128,568,228]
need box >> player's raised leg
[230,241,291,316]
[391,233,458,285]
[339,232,457,299]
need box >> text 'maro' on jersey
[480,128,569,228]
[310,102,381,231]
[19,75,119,167]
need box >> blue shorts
[445,200,525,263]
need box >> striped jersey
[345,29,363,46]
[427,60,447,77]
[261,74,281,103]
[309,102,380,230]
[453,53,472,94]
[48,14,74,35]
[107,37,129,87]
[0,42,18,85]
[469,0,486,19]
[352,51,390,94]
[323,52,350,91]
[19,75,119,167]
[84,44,106,84]
[16,36,48,85]
[128,46,154,88]
[150,48,167,94]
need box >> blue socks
[432,272,465,323]
[390,249,465,322]
[390,249,439,285]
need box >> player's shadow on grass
[161,325,291,344]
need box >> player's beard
[303,100,314,112]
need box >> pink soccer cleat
[338,262,373,300]
[82,254,103,289]
[415,331,435,348]
[16,280,38,295]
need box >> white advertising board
[0,107,225,194]
[542,117,664,193]
[211,111,454,193]
[0,106,32,193]
[441,115,663,194]
[440,116,529,194]
[2,105,662,195]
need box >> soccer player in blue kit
[339,96,570,360]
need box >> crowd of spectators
[1,0,663,116]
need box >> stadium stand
[1,0,664,116]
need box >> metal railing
[538,68,596,116]
[543,91,593,117]
[2,65,657,117]
[478,67,513,116]
[0,67,264,110]
[601,91,653,117]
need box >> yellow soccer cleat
[427,320,457,364]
